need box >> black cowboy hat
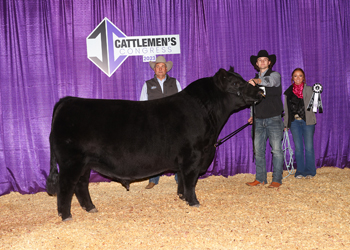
[250,50,276,67]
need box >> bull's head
[214,66,264,106]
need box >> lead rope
[252,102,255,162]
[214,117,294,178]
[214,123,250,148]
[282,129,295,178]
[252,80,257,162]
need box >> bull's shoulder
[183,77,215,96]
[182,77,226,107]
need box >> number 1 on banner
[143,55,156,62]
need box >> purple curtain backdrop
[0,0,349,196]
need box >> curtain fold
[0,0,349,196]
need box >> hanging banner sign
[307,83,323,113]
[86,18,180,77]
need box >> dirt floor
[1,166,350,249]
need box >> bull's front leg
[177,171,185,200]
[182,170,200,207]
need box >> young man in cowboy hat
[139,55,181,189]
[246,50,284,188]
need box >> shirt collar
[259,69,269,77]
[157,75,167,84]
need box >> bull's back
[52,96,194,146]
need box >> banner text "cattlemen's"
[115,37,177,48]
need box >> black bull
[46,67,264,221]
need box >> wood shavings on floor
[1,167,350,249]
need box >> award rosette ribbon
[307,83,323,113]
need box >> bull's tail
[46,97,73,196]
[46,136,59,196]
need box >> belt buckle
[294,114,302,120]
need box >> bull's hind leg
[57,172,75,221]
[74,168,98,213]
[57,162,86,221]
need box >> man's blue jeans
[149,173,178,185]
[254,115,284,184]
[290,119,316,177]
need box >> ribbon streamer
[307,83,323,113]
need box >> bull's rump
[51,96,215,180]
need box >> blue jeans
[290,119,316,177]
[149,173,178,185]
[254,115,284,184]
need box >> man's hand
[248,117,253,124]
[248,78,261,86]
[248,79,256,86]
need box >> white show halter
[282,129,295,178]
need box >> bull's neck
[184,78,230,133]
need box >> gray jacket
[283,84,316,128]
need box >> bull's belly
[87,160,178,181]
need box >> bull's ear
[213,68,228,89]
[215,68,227,79]
[229,66,235,73]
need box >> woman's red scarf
[292,82,304,99]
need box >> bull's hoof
[59,212,72,221]
[88,208,98,213]
[178,194,185,200]
[62,216,73,222]
[82,206,98,213]
[187,201,200,207]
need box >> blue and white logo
[87,18,180,77]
